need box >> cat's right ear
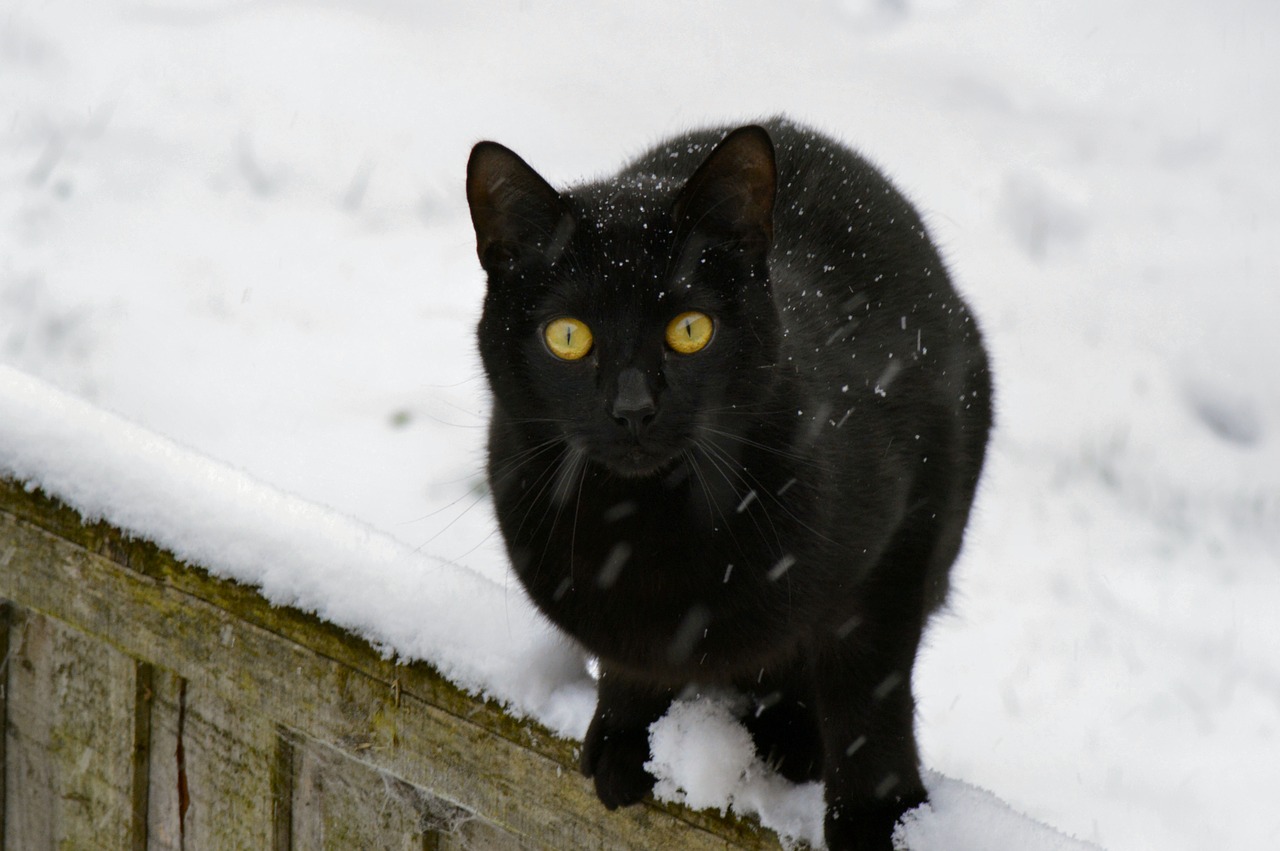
[467,142,572,274]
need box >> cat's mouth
[597,443,681,479]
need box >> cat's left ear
[673,125,776,253]
[467,141,571,274]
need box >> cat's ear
[467,142,572,274]
[673,125,776,252]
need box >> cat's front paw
[580,718,656,810]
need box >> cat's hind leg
[811,535,937,849]
[812,636,928,851]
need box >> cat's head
[467,126,780,478]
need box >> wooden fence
[0,477,783,850]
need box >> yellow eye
[544,317,593,360]
[665,311,714,354]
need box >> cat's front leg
[580,664,674,810]
[812,643,928,851]
[742,663,824,783]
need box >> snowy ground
[2,1,1278,849]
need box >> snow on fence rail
[0,476,780,850]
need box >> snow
[648,695,829,845]
[896,775,1103,851]
[3,1,1278,849]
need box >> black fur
[466,117,992,850]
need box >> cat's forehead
[544,176,730,320]
[568,177,674,233]
[558,181,678,286]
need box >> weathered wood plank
[130,660,154,851]
[0,480,779,850]
[291,732,428,850]
[2,609,138,850]
[145,668,276,851]
[0,601,10,849]
[290,732,513,851]
[271,728,293,851]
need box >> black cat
[466,118,991,851]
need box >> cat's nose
[611,368,656,437]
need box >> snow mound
[647,696,826,845]
[896,775,1102,851]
